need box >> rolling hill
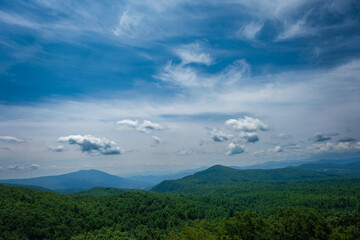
[0,169,148,191]
[152,165,341,193]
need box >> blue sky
[0,0,360,178]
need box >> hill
[152,165,340,193]
[0,169,148,191]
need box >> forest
[1,170,360,239]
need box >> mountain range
[1,158,359,193]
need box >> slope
[152,165,340,193]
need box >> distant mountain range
[123,167,207,186]
[1,158,359,193]
[232,158,360,170]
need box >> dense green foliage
[1,165,360,239]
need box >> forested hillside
[2,173,360,239]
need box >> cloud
[112,9,143,38]
[8,164,40,171]
[175,149,193,156]
[309,141,360,154]
[226,142,246,155]
[310,133,334,142]
[0,136,25,144]
[274,145,283,153]
[151,136,164,147]
[57,135,122,155]
[274,133,292,139]
[338,137,356,143]
[237,22,264,40]
[117,119,164,133]
[173,42,213,66]
[243,132,259,143]
[48,145,66,152]
[225,116,268,132]
[210,128,231,142]
[155,59,251,88]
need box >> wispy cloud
[0,136,25,144]
[48,145,66,152]
[173,42,213,66]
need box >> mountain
[0,169,148,192]
[232,158,360,170]
[124,166,207,186]
[152,165,341,193]
[297,160,360,174]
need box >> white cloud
[48,145,66,152]
[173,42,213,66]
[226,142,246,155]
[117,119,164,133]
[151,136,164,147]
[0,136,25,144]
[116,119,139,129]
[225,116,268,132]
[155,59,250,88]
[276,15,312,41]
[57,135,122,155]
[274,145,283,153]
[112,9,143,38]
[237,22,264,40]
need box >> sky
[0,0,360,178]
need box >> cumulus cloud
[117,119,164,133]
[243,133,259,143]
[274,145,283,153]
[57,135,122,155]
[226,142,246,155]
[210,128,231,142]
[338,137,356,143]
[0,136,25,144]
[48,145,66,152]
[225,116,268,132]
[173,42,213,66]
